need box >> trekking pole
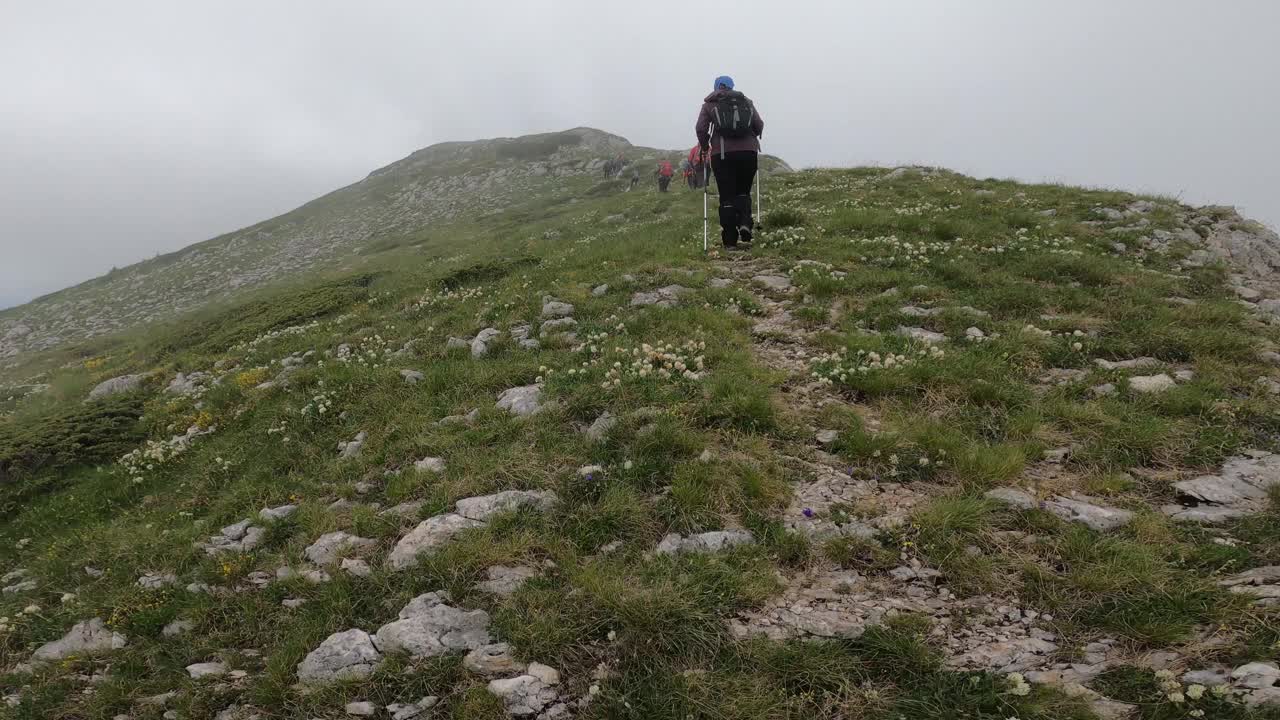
[702,159,709,254]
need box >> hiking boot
[738,226,754,244]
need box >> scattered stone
[379,501,426,519]
[1128,374,1175,394]
[445,336,471,351]
[709,278,732,289]
[1094,357,1159,371]
[815,429,838,445]
[259,504,297,521]
[341,558,373,578]
[477,565,538,597]
[896,326,947,344]
[388,514,486,570]
[1091,383,1117,397]
[303,531,376,566]
[472,327,502,358]
[900,305,942,318]
[88,374,144,401]
[32,618,127,662]
[539,317,578,336]
[752,275,792,292]
[586,411,616,441]
[656,530,754,555]
[338,431,368,459]
[414,457,446,473]
[1042,496,1134,532]
[631,285,690,308]
[400,369,424,384]
[2,580,37,595]
[137,572,179,589]
[487,674,559,716]
[541,300,575,319]
[282,598,307,609]
[186,661,229,679]
[984,488,1037,510]
[344,701,378,716]
[162,619,194,637]
[373,591,491,660]
[456,490,558,521]
[1182,668,1231,687]
[464,642,525,676]
[1174,370,1195,382]
[1164,451,1280,522]
[496,384,544,416]
[297,629,383,683]
[387,697,439,720]
[1043,447,1071,464]
[592,284,609,296]
[1232,662,1280,689]
[509,325,540,350]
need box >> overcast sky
[2,1,1277,310]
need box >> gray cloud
[3,0,1277,308]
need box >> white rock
[463,642,525,676]
[341,558,372,578]
[387,697,439,720]
[476,565,538,596]
[455,490,559,521]
[388,514,485,570]
[162,620,194,637]
[414,457,446,473]
[487,675,558,716]
[1129,374,1176,394]
[32,618,127,661]
[373,592,491,659]
[656,530,754,555]
[984,488,1037,510]
[1042,496,1134,532]
[344,701,378,716]
[541,301,575,319]
[471,327,502,358]
[304,531,376,566]
[586,411,616,441]
[186,661,229,679]
[88,374,144,401]
[259,504,297,521]
[592,284,609,296]
[896,326,947,344]
[496,384,544,416]
[527,662,560,685]
[296,629,383,683]
[1233,662,1280,689]
[400,369,424,384]
[752,275,792,292]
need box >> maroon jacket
[696,89,764,157]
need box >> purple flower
[802,508,815,518]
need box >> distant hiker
[656,160,674,192]
[696,75,764,249]
[679,158,693,189]
[687,145,707,189]
[629,168,640,191]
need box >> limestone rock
[259,504,297,521]
[463,642,525,676]
[414,457,446,473]
[387,697,439,720]
[455,490,559,521]
[896,326,947,344]
[471,327,501,358]
[186,661,229,679]
[32,618,127,662]
[88,374,144,401]
[586,411,616,442]
[338,431,368,459]
[476,565,538,597]
[487,674,559,716]
[296,629,383,683]
[656,530,754,555]
[496,384,544,416]
[387,513,485,570]
[752,274,792,292]
[304,531,376,566]
[541,301,575,319]
[344,701,377,716]
[1042,496,1133,532]
[1233,662,1280,689]
[162,619,194,637]
[400,369,424,384]
[984,488,1037,510]
[1128,374,1175,394]
[373,591,491,659]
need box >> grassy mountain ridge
[2,135,1280,719]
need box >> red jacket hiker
[658,161,673,177]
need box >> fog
[2,0,1277,309]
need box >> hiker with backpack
[696,75,764,250]
[629,168,640,191]
[686,145,706,189]
[656,160,674,192]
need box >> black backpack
[711,92,754,139]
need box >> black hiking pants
[710,151,758,246]
[658,176,671,192]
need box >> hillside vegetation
[2,135,1280,720]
